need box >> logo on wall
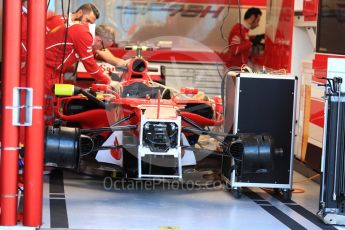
[116,2,224,18]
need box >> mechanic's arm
[71,30,111,84]
[95,49,129,66]
[228,35,252,56]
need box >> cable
[47,0,71,124]
[220,5,231,42]
[292,187,305,193]
[61,0,64,16]
[216,42,242,81]
[262,187,305,194]
[293,173,320,184]
[269,68,287,75]
[59,0,71,83]
[216,0,242,81]
[47,0,51,11]
[71,62,79,80]
[259,174,320,196]
[240,64,253,73]
[237,0,243,42]
[148,80,190,99]
[262,174,319,194]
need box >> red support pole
[23,0,46,227]
[0,0,21,226]
[0,0,22,225]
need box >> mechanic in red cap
[44,22,117,124]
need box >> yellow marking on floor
[160,226,180,230]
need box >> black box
[223,73,297,190]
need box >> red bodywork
[55,55,223,134]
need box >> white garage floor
[39,169,341,230]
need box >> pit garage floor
[39,169,344,230]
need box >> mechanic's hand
[101,69,112,81]
[110,80,122,92]
[119,59,131,66]
[245,33,250,40]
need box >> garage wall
[164,62,223,97]
[55,0,266,52]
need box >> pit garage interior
[1,0,345,229]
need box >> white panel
[308,123,324,145]
[96,131,123,166]
[266,0,283,41]
[294,0,304,11]
[291,27,314,79]
[310,82,324,100]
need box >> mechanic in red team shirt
[44,22,119,124]
[46,3,99,34]
[22,2,100,85]
[224,7,262,68]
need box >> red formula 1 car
[44,46,228,180]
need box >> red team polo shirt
[44,21,111,123]
[46,14,66,34]
[224,23,251,68]
[45,22,110,87]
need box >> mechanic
[93,25,129,90]
[44,23,120,124]
[46,3,100,34]
[22,2,100,82]
[223,7,262,68]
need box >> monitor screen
[317,0,345,54]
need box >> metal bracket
[0,147,22,151]
[12,87,33,126]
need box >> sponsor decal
[111,137,122,160]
